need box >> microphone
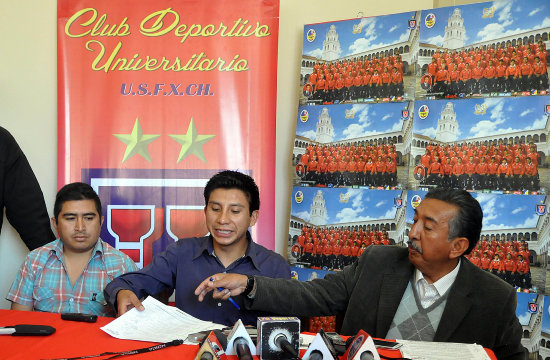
[257,316,300,360]
[234,337,253,360]
[274,333,299,358]
[309,350,324,360]
[359,351,375,360]
[194,329,228,360]
[302,330,338,360]
[226,319,256,358]
[341,330,379,360]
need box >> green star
[169,118,215,163]
[113,118,160,163]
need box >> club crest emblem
[307,29,316,42]
[424,13,436,28]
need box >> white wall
[0,0,433,310]
[0,0,58,310]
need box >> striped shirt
[7,238,137,317]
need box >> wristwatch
[242,275,255,297]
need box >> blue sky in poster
[296,102,409,141]
[302,11,416,59]
[516,292,539,326]
[420,0,550,46]
[413,96,550,140]
[406,191,546,230]
[290,187,402,224]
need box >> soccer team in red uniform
[305,53,405,103]
[298,140,399,187]
[308,316,336,333]
[294,225,391,270]
[417,139,539,191]
[466,234,532,289]
[424,40,548,96]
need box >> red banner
[57,0,279,266]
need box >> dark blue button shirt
[104,232,290,326]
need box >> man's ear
[51,217,58,236]
[450,237,469,259]
[249,210,259,228]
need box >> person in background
[0,126,55,250]
[7,182,137,316]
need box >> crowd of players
[304,53,405,103]
[423,40,548,96]
[293,223,533,289]
[417,139,540,191]
[293,225,392,270]
[465,235,533,289]
[297,141,399,187]
[308,316,336,333]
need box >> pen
[210,277,241,310]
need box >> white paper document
[101,296,225,343]
[397,339,491,360]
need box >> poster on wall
[287,187,405,270]
[288,0,550,351]
[410,96,550,193]
[292,102,413,189]
[517,292,543,355]
[417,1,550,100]
[58,0,279,267]
[299,10,419,106]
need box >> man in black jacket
[196,188,527,360]
[0,126,54,250]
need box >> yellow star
[113,118,160,163]
[169,118,215,163]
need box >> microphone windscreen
[234,337,253,360]
[309,350,324,360]
[275,334,299,358]
[359,351,375,360]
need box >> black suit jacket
[249,245,527,360]
[0,127,54,250]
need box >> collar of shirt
[414,258,461,298]
[192,231,262,271]
[49,238,105,263]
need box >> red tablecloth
[0,310,495,360]
[0,309,199,360]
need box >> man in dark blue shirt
[104,170,290,326]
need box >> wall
[0,0,433,309]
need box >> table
[0,309,199,360]
[0,310,495,360]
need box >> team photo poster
[292,102,412,189]
[410,95,549,193]
[287,0,550,355]
[300,0,549,106]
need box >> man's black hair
[203,170,260,214]
[54,182,102,221]
[424,188,483,255]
